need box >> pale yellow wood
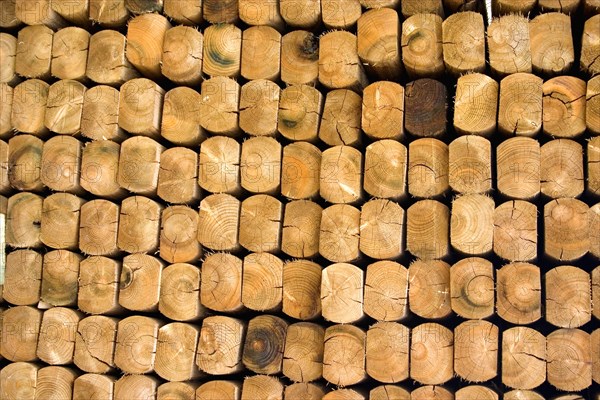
[281,30,319,86]
[498,73,543,136]
[408,138,449,198]
[366,322,409,383]
[15,25,53,79]
[242,253,283,312]
[240,136,281,194]
[280,0,321,29]
[402,0,444,16]
[159,262,203,321]
[44,79,86,135]
[200,76,240,136]
[74,316,117,373]
[198,136,240,194]
[494,200,538,262]
[359,199,404,260]
[37,307,81,365]
[283,322,324,382]
[89,0,130,27]
[319,204,360,263]
[118,253,163,312]
[279,84,323,142]
[323,324,366,386]
[450,194,494,255]
[159,206,201,264]
[0,33,18,85]
[197,381,241,400]
[15,0,66,28]
[454,73,498,137]
[321,263,364,323]
[357,8,402,81]
[363,140,407,200]
[240,79,280,137]
[114,375,160,400]
[80,140,126,199]
[117,196,163,253]
[197,315,245,375]
[282,260,322,320]
[319,30,368,91]
[200,253,243,312]
[281,142,321,200]
[126,13,171,79]
[320,146,362,204]
[496,137,541,199]
[487,15,532,77]
[582,15,600,76]
[197,194,240,252]
[161,26,203,86]
[546,265,592,328]
[0,362,39,400]
[41,250,81,307]
[319,89,361,146]
[454,320,498,382]
[408,259,451,319]
[587,76,600,135]
[41,136,83,193]
[11,80,49,136]
[321,0,361,29]
[410,323,453,385]
[0,84,13,139]
[281,200,323,258]
[163,0,202,25]
[530,12,574,76]
[443,11,485,76]
[155,322,201,382]
[34,366,77,400]
[4,249,42,305]
[406,200,449,259]
[544,198,589,261]
[118,78,165,138]
[361,82,404,141]
[87,30,139,86]
[547,328,592,391]
[497,262,542,324]
[6,192,43,248]
[241,26,281,81]
[77,256,123,315]
[73,374,115,400]
[1,306,42,361]
[449,135,492,194]
[202,24,241,77]
[241,375,284,400]
[114,315,162,374]
[51,27,90,81]
[157,147,200,204]
[81,86,126,142]
[451,257,495,319]
[401,14,444,78]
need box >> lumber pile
[0,1,599,399]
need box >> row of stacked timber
[1,305,599,389]
[0,8,599,88]
[2,125,600,201]
[3,369,597,400]
[3,187,600,261]
[2,245,599,324]
[1,0,599,400]
[2,73,600,143]
[1,0,599,28]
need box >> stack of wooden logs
[0,0,599,399]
